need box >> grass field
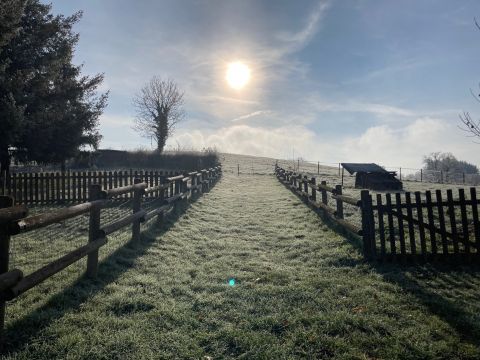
[2,153,480,359]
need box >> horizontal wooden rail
[106,182,147,198]
[0,269,23,293]
[167,175,184,182]
[1,237,107,301]
[0,205,28,224]
[332,194,362,207]
[144,183,170,194]
[101,210,147,236]
[10,200,106,235]
[143,205,172,222]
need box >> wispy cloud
[231,110,273,123]
[276,1,330,54]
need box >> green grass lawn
[2,167,480,359]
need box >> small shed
[341,163,403,191]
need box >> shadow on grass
[277,175,480,346]
[328,253,480,347]
[1,195,200,355]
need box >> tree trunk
[156,116,169,153]
[0,146,11,181]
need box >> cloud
[276,1,330,54]
[168,118,480,169]
[231,110,273,123]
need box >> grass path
[3,172,480,359]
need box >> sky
[47,0,480,169]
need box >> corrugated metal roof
[341,163,388,175]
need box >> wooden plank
[82,171,87,202]
[23,173,28,205]
[34,173,39,204]
[395,193,406,257]
[11,200,106,234]
[106,182,147,198]
[470,188,480,254]
[61,171,66,203]
[0,205,28,224]
[436,190,449,255]
[132,178,143,242]
[320,181,328,205]
[45,172,50,204]
[405,192,416,256]
[50,173,55,204]
[425,191,437,255]
[102,209,146,236]
[360,190,374,258]
[414,191,427,258]
[4,237,107,300]
[87,185,102,278]
[376,194,386,258]
[458,189,470,255]
[72,171,77,203]
[27,173,32,205]
[446,189,459,254]
[385,193,396,256]
[0,269,23,293]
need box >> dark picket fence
[0,170,181,205]
[363,188,480,262]
[275,165,480,263]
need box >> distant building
[341,163,403,191]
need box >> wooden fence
[0,170,182,205]
[275,166,480,263]
[0,166,221,348]
[275,166,362,237]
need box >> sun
[226,61,251,90]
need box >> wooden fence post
[132,178,143,243]
[86,184,102,278]
[321,181,328,205]
[311,177,316,202]
[0,196,13,350]
[335,185,344,219]
[361,190,374,259]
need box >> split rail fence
[0,166,222,348]
[275,166,480,263]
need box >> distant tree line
[0,0,107,176]
[423,152,478,174]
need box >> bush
[78,148,219,171]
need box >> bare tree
[459,18,480,140]
[133,77,185,153]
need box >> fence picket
[414,192,427,259]
[435,190,448,256]
[458,189,470,255]
[405,192,416,256]
[385,194,396,256]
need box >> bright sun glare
[226,61,251,90]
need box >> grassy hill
[2,153,480,359]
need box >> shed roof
[341,163,388,175]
